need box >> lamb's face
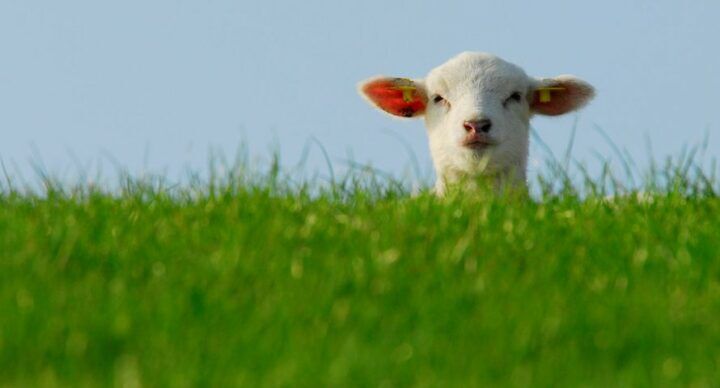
[359,51,594,193]
[422,53,533,179]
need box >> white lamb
[358,52,595,195]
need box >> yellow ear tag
[394,79,416,102]
[538,87,565,103]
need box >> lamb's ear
[529,75,595,116]
[358,77,428,118]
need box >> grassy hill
[1,165,719,387]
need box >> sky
[1,1,719,185]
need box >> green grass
[1,160,720,387]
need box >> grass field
[1,156,720,387]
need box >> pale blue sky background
[1,1,719,184]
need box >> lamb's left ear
[358,77,428,118]
[530,75,595,116]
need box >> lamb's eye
[503,91,522,107]
[432,94,445,104]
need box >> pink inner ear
[362,78,427,117]
[531,79,594,116]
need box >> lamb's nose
[463,118,492,133]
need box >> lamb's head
[359,52,595,194]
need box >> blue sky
[1,1,719,184]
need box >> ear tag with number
[538,87,565,103]
[393,78,417,102]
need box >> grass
[1,151,720,387]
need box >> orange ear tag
[538,87,565,103]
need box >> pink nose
[463,119,492,133]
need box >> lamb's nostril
[463,119,493,133]
[478,119,492,133]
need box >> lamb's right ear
[358,77,428,118]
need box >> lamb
[358,52,595,195]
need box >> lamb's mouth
[462,135,497,150]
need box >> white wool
[358,52,595,195]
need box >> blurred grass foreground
[1,147,720,387]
